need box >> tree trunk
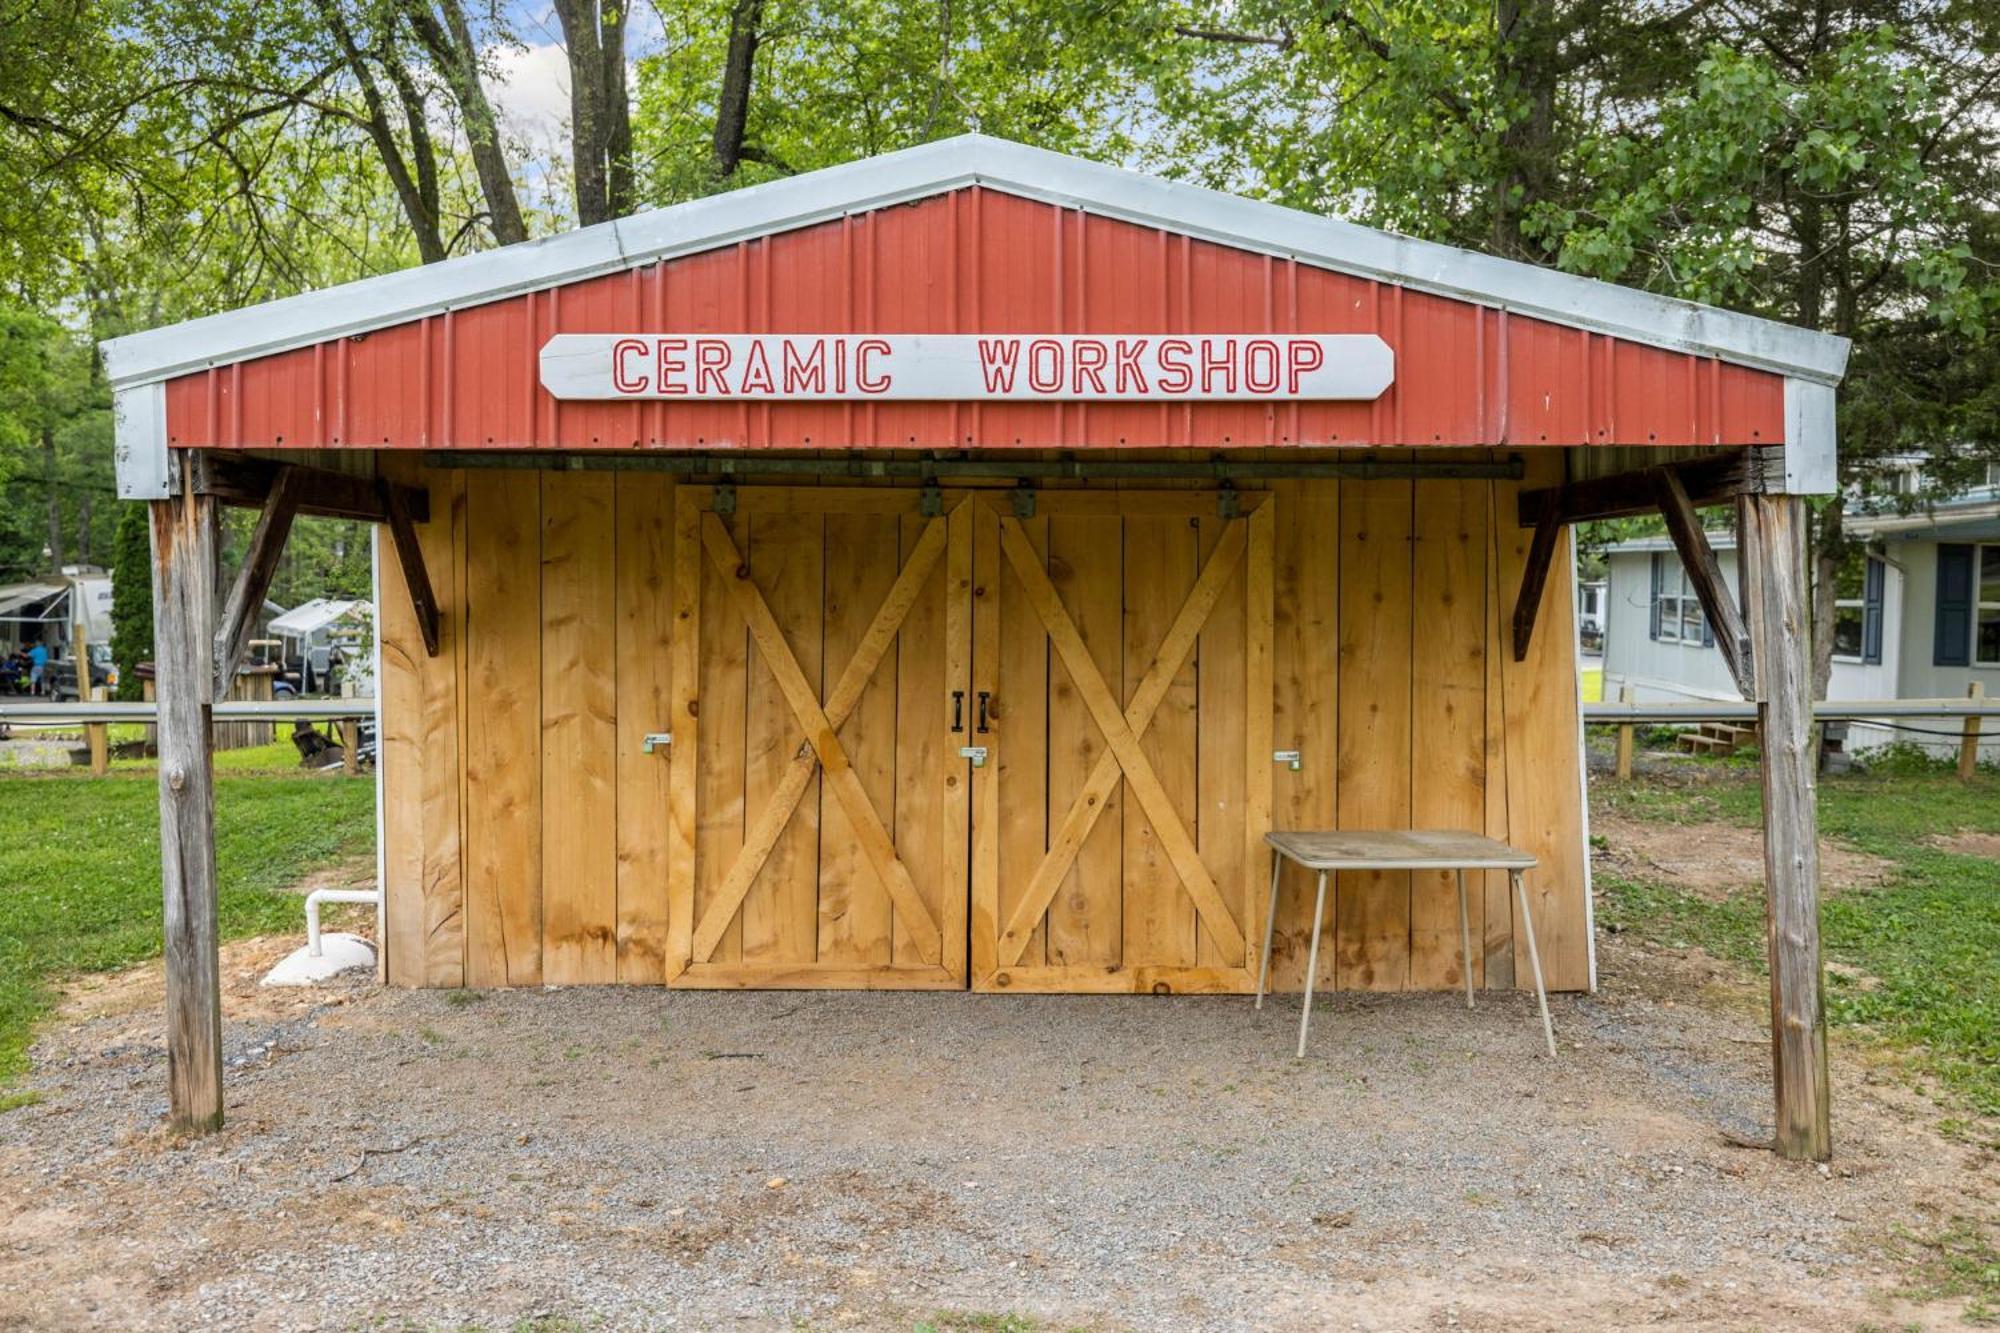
[713,0,764,179]
[316,0,447,263]
[42,424,62,572]
[552,0,632,224]
[1491,0,1560,261]
[601,0,632,213]
[404,0,529,245]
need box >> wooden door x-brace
[684,506,952,969]
[984,497,1262,970]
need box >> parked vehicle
[46,645,116,701]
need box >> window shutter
[1935,544,1973,667]
[1863,556,1885,665]
[1649,553,1663,641]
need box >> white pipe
[306,888,382,958]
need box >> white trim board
[99,135,1850,394]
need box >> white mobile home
[1601,474,2000,761]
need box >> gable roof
[99,135,1850,392]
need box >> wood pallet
[1677,721,1756,756]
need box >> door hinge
[1010,485,1036,520]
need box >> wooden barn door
[666,485,972,989]
[968,490,1275,994]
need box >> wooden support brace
[1519,450,1771,528]
[150,482,224,1135]
[1742,493,1832,1162]
[1511,505,1563,663]
[1650,466,1755,699]
[213,467,303,698]
[381,479,440,658]
[190,451,428,524]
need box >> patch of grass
[1596,872,1763,967]
[1879,1217,2000,1325]
[914,1316,1054,1333]
[0,769,375,1082]
[109,737,318,775]
[1596,767,2000,1119]
[0,1088,44,1113]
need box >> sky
[473,1,667,216]
[481,1,667,142]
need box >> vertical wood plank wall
[380,458,1590,993]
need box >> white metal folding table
[1255,830,1556,1059]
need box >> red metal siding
[163,187,1787,451]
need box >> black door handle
[976,691,992,733]
[950,690,965,733]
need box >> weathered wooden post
[150,477,224,1135]
[87,686,109,776]
[1741,493,1831,1161]
[1615,683,1635,781]
[1961,681,1985,782]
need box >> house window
[1648,553,1711,645]
[1830,548,1885,665]
[1981,546,2000,666]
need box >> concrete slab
[261,934,376,987]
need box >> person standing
[26,640,48,696]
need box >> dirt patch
[1593,810,1896,900]
[56,930,372,1032]
[2,918,1994,1332]
[1933,830,2000,859]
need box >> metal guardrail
[0,699,376,726]
[1582,698,2000,725]
[6,696,1991,727]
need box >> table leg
[1255,850,1283,1010]
[1456,868,1474,1011]
[1512,869,1557,1057]
[1296,870,1329,1059]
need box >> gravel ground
[0,931,1992,1332]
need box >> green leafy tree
[1156,0,2000,689]
[632,0,1156,202]
[108,501,152,701]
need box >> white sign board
[539,333,1393,401]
